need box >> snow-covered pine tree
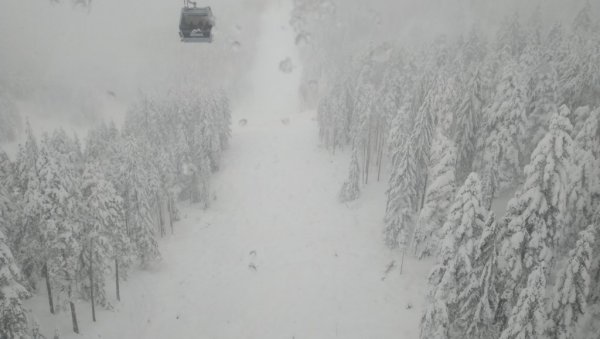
[548,226,595,339]
[495,12,526,59]
[78,162,129,316]
[384,133,418,250]
[574,107,600,161]
[0,228,30,339]
[420,298,451,339]
[567,144,598,242]
[351,83,377,184]
[391,80,438,249]
[413,130,456,258]
[526,61,559,158]
[499,266,549,339]
[498,110,575,323]
[121,136,160,266]
[457,212,501,339]
[587,210,600,322]
[11,121,43,289]
[0,151,14,230]
[480,55,528,200]
[572,0,594,37]
[454,67,484,182]
[420,173,486,338]
[37,131,82,315]
[338,146,361,202]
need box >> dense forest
[305,2,600,338]
[0,89,231,337]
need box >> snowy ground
[26,1,432,338]
[29,110,432,339]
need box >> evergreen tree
[78,162,129,311]
[121,137,160,265]
[338,147,361,202]
[37,131,82,311]
[457,213,501,339]
[499,266,549,339]
[414,131,457,258]
[0,229,30,339]
[498,111,575,321]
[454,67,484,182]
[526,62,559,157]
[12,121,42,287]
[420,173,486,338]
[384,135,417,249]
[549,226,595,339]
[480,56,528,199]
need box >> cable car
[179,1,214,43]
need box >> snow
[24,1,432,338]
[26,109,432,339]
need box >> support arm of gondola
[184,0,197,8]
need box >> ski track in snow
[27,1,432,338]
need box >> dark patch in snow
[381,260,396,281]
[279,57,294,74]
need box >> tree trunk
[43,262,55,314]
[157,193,165,237]
[168,198,174,235]
[70,301,79,334]
[115,259,120,302]
[377,127,385,182]
[89,241,96,322]
[332,129,336,155]
[399,248,405,275]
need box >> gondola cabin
[179,6,214,43]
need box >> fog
[0,0,597,158]
[0,0,267,141]
[0,0,595,137]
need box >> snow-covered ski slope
[28,1,431,338]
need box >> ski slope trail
[46,110,429,339]
[29,1,431,338]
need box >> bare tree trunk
[70,302,79,334]
[168,198,174,235]
[89,240,96,322]
[43,262,55,314]
[156,193,164,237]
[115,259,120,302]
[399,248,405,274]
[377,126,385,182]
[332,129,336,155]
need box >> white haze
[0,0,596,147]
